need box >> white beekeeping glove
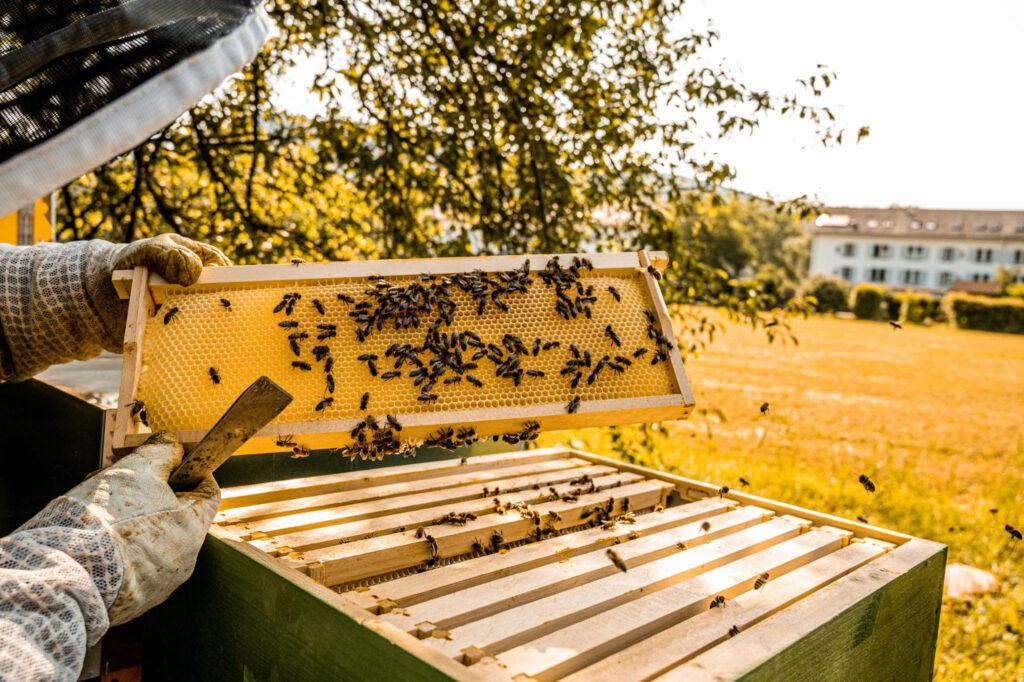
[0,234,230,380]
[64,432,220,625]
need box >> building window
[971,273,992,282]
[925,221,937,230]
[938,272,955,287]
[940,247,957,262]
[1013,249,1024,265]
[1016,224,1024,233]
[975,223,987,232]
[901,270,924,285]
[866,219,879,229]
[836,266,854,280]
[871,244,891,258]
[909,220,922,230]
[903,245,927,260]
[867,268,887,283]
[882,220,894,229]
[990,223,1002,232]
[838,243,856,257]
[952,222,964,231]
[972,248,994,263]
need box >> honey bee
[129,400,148,426]
[754,572,770,590]
[325,374,335,393]
[163,306,180,324]
[418,393,439,403]
[606,549,628,572]
[360,392,369,410]
[605,324,621,347]
[208,367,221,384]
[532,338,541,356]
[219,298,232,311]
[633,347,648,358]
[728,625,741,637]
[324,357,334,374]
[289,338,301,356]
[739,477,751,487]
[460,457,468,465]
[278,320,299,328]
[717,486,729,499]
[1006,524,1023,540]
[290,257,305,265]
[700,521,711,533]
[290,444,310,458]
[315,397,334,411]
[570,372,582,389]
[275,434,297,448]
[471,540,485,555]
[386,414,402,431]
[337,293,355,304]
[526,369,545,378]
[858,474,876,493]
[608,286,621,302]
[646,265,661,280]
[292,361,312,371]
[311,345,330,362]
[857,516,869,524]
[380,371,401,380]
[567,396,581,413]
[466,375,483,387]
[760,402,770,416]
[709,595,726,609]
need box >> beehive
[111,252,693,456]
[146,447,947,681]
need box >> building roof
[948,280,1003,296]
[808,207,1024,242]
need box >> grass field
[540,314,1024,679]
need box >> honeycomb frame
[112,251,694,456]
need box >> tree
[58,0,856,271]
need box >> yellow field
[540,314,1024,679]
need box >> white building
[807,207,1024,292]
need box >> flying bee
[858,474,876,493]
[567,395,581,413]
[717,486,729,499]
[386,414,402,431]
[292,361,312,371]
[646,265,661,280]
[606,549,628,573]
[765,320,779,328]
[739,477,751,487]
[278,320,299,328]
[219,298,232,311]
[608,286,621,302]
[857,516,869,524]
[325,374,335,394]
[709,595,726,609]
[754,572,770,590]
[312,299,326,315]
[163,306,180,324]
[337,293,355,303]
[728,625,741,637]
[700,521,711,533]
[760,402,770,415]
[1007,524,1023,540]
[208,367,221,384]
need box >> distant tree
[799,274,849,313]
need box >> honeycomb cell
[135,262,681,447]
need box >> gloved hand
[0,234,231,380]
[65,432,220,625]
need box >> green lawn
[541,314,1024,679]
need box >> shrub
[895,291,942,324]
[942,293,1024,334]
[1004,282,1024,300]
[850,284,888,320]
[799,275,849,313]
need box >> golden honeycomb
[135,260,681,452]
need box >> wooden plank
[473,530,843,678]
[381,506,773,635]
[219,447,572,509]
[655,539,946,682]
[251,471,644,554]
[345,498,736,613]
[637,250,694,405]
[112,251,671,302]
[217,457,592,525]
[112,267,154,452]
[560,542,888,682]
[569,450,914,545]
[288,479,675,586]
[433,519,819,661]
[230,463,617,538]
[141,524,482,681]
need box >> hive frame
[111,251,695,454]
[194,446,945,682]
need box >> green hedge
[895,291,942,324]
[942,293,1024,334]
[799,275,849,313]
[850,284,888,320]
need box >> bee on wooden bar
[129,400,148,426]
[728,625,741,637]
[275,434,297,448]
[754,572,770,590]
[315,397,334,412]
[608,286,621,302]
[291,445,310,458]
[858,474,876,493]
[700,521,711,533]
[646,265,661,280]
[163,307,180,324]
[292,361,312,371]
[219,298,232,311]
[386,414,402,431]
[739,477,751,487]
[1006,524,1023,540]
[208,367,221,384]
[471,540,485,555]
[567,395,581,413]
[460,456,468,465]
[606,549,628,573]
[325,374,335,394]
[415,527,425,538]
[278,320,299,328]
[312,299,326,315]
[290,257,305,266]
[717,486,729,499]
[489,530,504,554]
[549,510,562,523]
[337,293,355,304]
[709,595,726,609]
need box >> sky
[676,0,1024,209]
[275,0,1024,210]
